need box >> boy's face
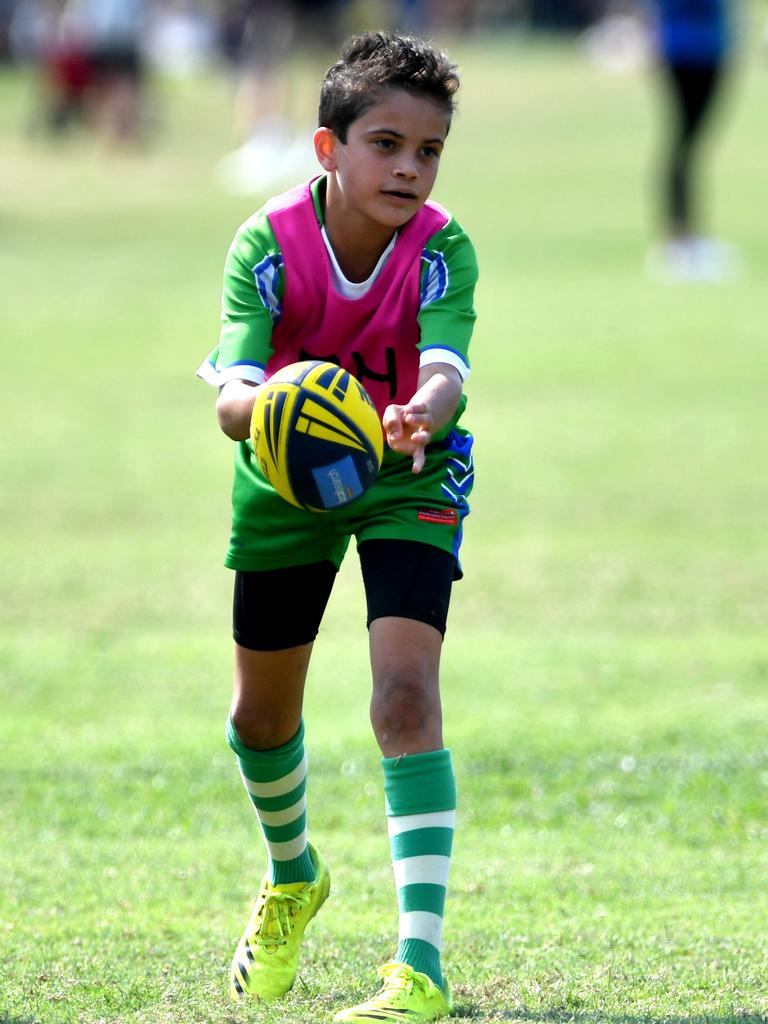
[315,87,450,231]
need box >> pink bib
[264,179,448,418]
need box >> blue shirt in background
[657,0,731,63]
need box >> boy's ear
[314,127,338,171]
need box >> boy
[197,31,477,1023]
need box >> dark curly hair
[318,32,460,143]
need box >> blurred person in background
[646,0,740,282]
[9,0,94,136]
[61,0,147,146]
[216,0,349,194]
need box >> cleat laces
[247,887,311,953]
[370,962,436,1006]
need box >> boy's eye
[374,138,395,149]
[422,146,441,159]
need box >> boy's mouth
[381,189,418,201]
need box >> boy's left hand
[383,402,433,473]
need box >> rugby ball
[250,360,384,511]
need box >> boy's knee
[370,669,439,744]
[229,705,299,752]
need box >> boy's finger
[409,427,431,445]
[383,404,406,433]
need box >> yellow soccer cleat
[229,843,330,1001]
[333,962,454,1022]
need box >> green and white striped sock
[227,717,315,886]
[383,748,457,990]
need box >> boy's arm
[218,363,462,455]
[384,362,463,474]
[216,379,259,441]
[418,218,477,383]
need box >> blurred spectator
[216,0,349,194]
[61,0,147,146]
[646,0,740,282]
[9,0,93,135]
[44,17,92,132]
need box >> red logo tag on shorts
[418,508,457,525]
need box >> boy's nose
[393,158,418,180]
[393,164,417,181]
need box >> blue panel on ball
[312,455,364,508]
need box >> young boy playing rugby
[197,31,477,1022]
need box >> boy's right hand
[383,401,433,473]
[383,363,463,474]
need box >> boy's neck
[322,179,397,284]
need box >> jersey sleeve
[195,209,284,388]
[417,216,478,381]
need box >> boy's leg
[334,541,457,1023]
[373,618,456,989]
[227,561,336,1001]
[230,643,315,884]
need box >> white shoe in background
[646,237,742,284]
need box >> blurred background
[1,1,767,1021]
[0,0,622,178]
[1,0,761,259]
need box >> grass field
[2,25,768,1024]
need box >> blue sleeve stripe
[252,253,283,323]
[420,249,449,306]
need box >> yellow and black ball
[250,361,384,511]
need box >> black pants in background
[661,60,726,235]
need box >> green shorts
[225,426,474,577]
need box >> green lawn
[1,28,767,1024]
